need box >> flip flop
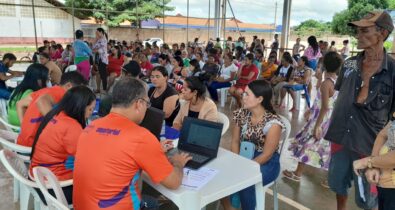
[282,170,301,182]
[321,180,330,189]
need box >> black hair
[39,52,50,60]
[331,41,335,46]
[282,53,293,64]
[174,50,182,57]
[173,56,184,67]
[38,46,47,53]
[323,52,343,74]
[3,53,17,61]
[30,86,96,160]
[245,53,254,61]
[343,40,349,44]
[307,36,319,56]
[97,27,108,40]
[185,76,206,100]
[283,51,291,57]
[66,44,72,51]
[112,45,122,59]
[159,54,169,63]
[56,44,63,50]
[248,80,276,114]
[112,78,146,108]
[60,71,87,86]
[75,30,84,39]
[9,64,49,105]
[43,40,49,44]
[151,66,168,77]
[299,56,309,67]
[189,59,201,75]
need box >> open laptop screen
[179,117,223,157]
[186,123,221,150]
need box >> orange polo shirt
[73,113,173,210]
[29,112,83,181]
[17,86,66,147]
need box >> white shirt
[279,65,290,77]
[220,63,238,80]
[199,60,205,70]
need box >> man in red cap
[325,11,395,210]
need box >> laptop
[168,117,223,169]
[140,107,165,140]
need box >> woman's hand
[313,126,322,140]
[365,168,380,184]
[353,157,369,176]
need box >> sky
[166,0,348,26]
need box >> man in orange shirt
[16,71,87,147]
[73,78,191,210]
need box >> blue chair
[283,84,310,110]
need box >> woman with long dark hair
[173,76,218,130]
[149,66,180,126]
[29,86,96,204]
[107,45,124,91]
[303,36,322,71]
[93,27,109,93]
[7,64,49,126]
[223,79,284,210]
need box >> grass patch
[0,47,36,53]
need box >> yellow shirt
[261,62,278,79]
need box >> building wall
[0,0,80,44]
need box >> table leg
[255,182,265,210]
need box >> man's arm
[16,95,33,123]
[160,153,192,189]
[0,72,15,81]
[35,94,55,116]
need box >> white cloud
[166,0,348,26]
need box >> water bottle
[160,120,166,136]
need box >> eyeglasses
[139,98,151,108]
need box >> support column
[214,0,221,39]
[280,0,292,53]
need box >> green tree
[293,19,332,37]
[65,0,174,27]
[331,0,389,35]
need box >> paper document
[181,167,218,190]
[358,176,366,202]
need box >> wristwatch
[367,156,374,169]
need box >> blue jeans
[239,151,280,210]
[308,59,318,71]
[207,81,231,101]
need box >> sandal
[321,180,330,189]
[282,170,301,182]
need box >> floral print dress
[288,77,338,170]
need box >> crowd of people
[0,10,394,210]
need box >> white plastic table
[142,147,264,210]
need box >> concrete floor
[0,79,361,210]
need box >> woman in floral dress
[283,52,343,182]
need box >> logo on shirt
[96,127,121,136]
[30,117,44,123]
[343,60,357,78]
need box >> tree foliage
[331,0,389,35]
[65,0,175,27]
[293,19,332,37]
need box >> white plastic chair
[0,98,8,121]
[0,149,44,210]
[0,136,31,204]
[217,112,230,136]
[261,115,291,210]
[33,167,70,210]
[0,116,20,132]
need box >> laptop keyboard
[180,150,209,163]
